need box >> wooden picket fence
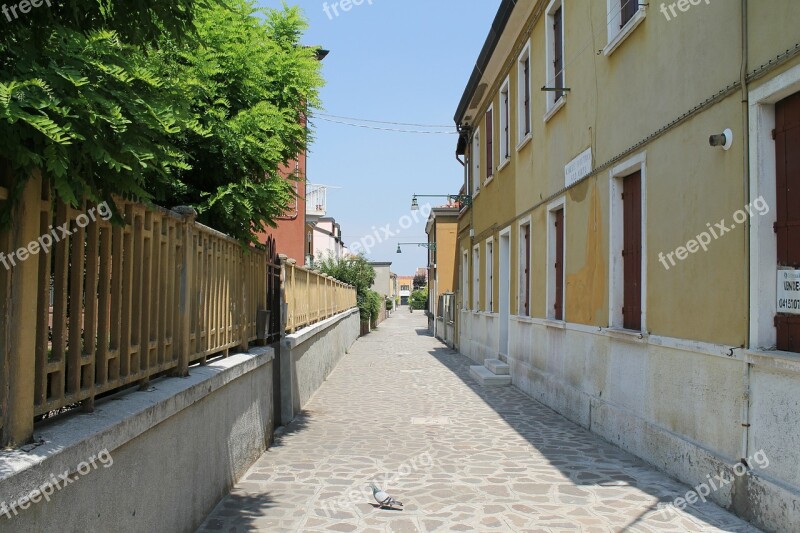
[0,171,355,447]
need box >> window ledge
[746,348,800,374]
[483,175,495,187]
[542,318,566,329]
[512,315,535,324]
[543,95,567,124]
[604,326,648,343]
[516,133,532,151]
[497,157,511,173]
[603,9,647,57]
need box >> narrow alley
[198,312,756,533]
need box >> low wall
[281,308,360,424]
[0,347,274,533]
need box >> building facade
[310,216,348,264]
[426,206,459,341]
[369,261,397,311]
[452,1,800,530]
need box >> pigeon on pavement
[370,484,403,509]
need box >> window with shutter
[622,171,642,331]
[775,91,800,352]
[554,209,564,321]
[486,108,494,179]
[553,7,564,101]
[621,0,638,27]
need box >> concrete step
[484,358,510,375]
[469,365,511,386]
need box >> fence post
[173,206,196,378]
[278,254,294,425]
[2,171,42,447]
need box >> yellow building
[452,1,800,529]
[425,206,459,343]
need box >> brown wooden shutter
[524,225,531,316]
[621,0,638,27]
[555,209,564,320]
[775,91,800,352]
[503,90,509,158]
[486,109,494,177]
[553,7,564,101]
[524,57,531,135]
[622,171,642,331]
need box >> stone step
[469,365,511,386]
[484,358,510,375]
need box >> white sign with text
[565,148,592,188]
[777,269,800,315]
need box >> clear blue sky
[258,0,501,275]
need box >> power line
[313,113,454,129]
[311,116,458,135]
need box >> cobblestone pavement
[197,310,759,533]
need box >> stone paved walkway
[197,310,759,532]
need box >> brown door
[523,225,530,316]
[623,171,642,331]
[775,91,800,352]
[554,209,564,320]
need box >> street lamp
[410,194,472,211]
[397,242,437,253]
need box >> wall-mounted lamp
[397,242,437,254]
[411,194,472,211]
[709,128,733,150]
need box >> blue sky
[258,0,501,275]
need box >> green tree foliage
[411,287,428,310]
[316,253,378,321]
[0,0,322,243]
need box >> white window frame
[471,128,481,197]
[603,0,647,56]
[546,197,566,321]
[517,41,533,149]
[544,0,566,122]
[499,76,511,168]
[518,216,532,316]
[485,104,495,185]
[485,238,494,312]
[608,152,647,332]
[472,245,481,310]
[748,63,800,351]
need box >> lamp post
[396,243,436,253]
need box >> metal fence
[0,171,355,447]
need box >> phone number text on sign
[777,269,800,314]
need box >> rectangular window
[517,43,531,143]
[473,246,481,310]
[462,251,469,310]
[621,0,638,27]
[775,91,800,352]
[485,106,494,180]
[471,128,480,195]
[486,239,494,312]
[552,6,565,102]
[500,78,510,161]
[519,223,531,316]
[554,208,564,320]
[622,171,642,331]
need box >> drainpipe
[739,0,751,466]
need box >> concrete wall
[280,308,360,424]
[0,348,274,533]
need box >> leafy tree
[0,0,324,244]
[413,273,427,290]
[153,1,323,242]
[0,1,217,222]
[411,287,428,310]
[316,253,377,321]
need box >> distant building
[425,206,459,339]
[397,276,414,306]
[369,262,397,310]
[309,216,347,264]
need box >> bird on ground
[370,484,404,509]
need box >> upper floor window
[471,128,481,195]
[499,77,511,163]
[485,106,494,180]
[517,42,532,145]
[545,0,566,115]
[604,0,647,56]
